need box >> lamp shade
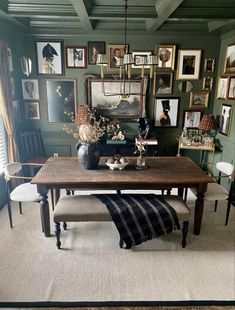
[116,57,124,67]
[96,54,108,65]
[123,53,134,65]
[75,105,90,125]
[147,55,158,65]
[198,114,217,133]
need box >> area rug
[0,190,234,307]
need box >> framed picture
[46,79,76,123]
[224,44,235,74]
[12,100,21,121]
[217,76,228,99]
[182,109,202,129]
[131,51,152,68]
[87,41,106,65]
[189,91,209,109]
[202,77,213,91]
[21,79,39,100]
[155,45,176,70]
[176,49,202,80]
[219,104,233,136]
[155,72,173,96]
[65,46,87,68]
[204,58,215,72]
[154,97,179,127]
[108,44,126,69]
[24,101,40,120]
[35,40,63,75]
[10,77,15,98]
[227,76,235,99]
[86,76,148,120]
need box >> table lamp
[198,114,217,133]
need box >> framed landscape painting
[176,49,201,80]
[154,97,179,127]
[46,79,76,123]
[86,76,148,120]
[189,91,209,109]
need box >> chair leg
[182,221,189,248]
[19,202,22,214]
[50,189,55,211]
[214,200,218,212]
[225,200,232,226]
[55,222,61,249]
[184,188,188,202]
[63,222,67,230]
[7,202,13,228]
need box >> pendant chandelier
[96,0,158,98]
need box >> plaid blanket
[95,194,180,249]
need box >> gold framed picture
[189,91,209,109]
[224,44,235,74]
[155,44,176,70]
[217,76,228,100]
[108,44,126,70]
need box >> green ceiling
[0,0,235,37]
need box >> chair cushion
[190,183,228,201]
[53,194,190,223]
[10,182,40,202]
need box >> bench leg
[63,222,67,230]
[182,221,189,248]
[55,222,61,249]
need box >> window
[0,113,7,172]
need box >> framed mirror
[21,57,32,76]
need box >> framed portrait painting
[154,97,179,127]
[176,49,202,80]
[155,45,176,70]
[219,104,233,136]
[88,41,106,65]
[217,76,228,99]
[24,101,40,120]
[45,79,76,123]
[21,79,39,100]
[204,58,215,72]
[224,44,235,74]
[227,76,235,99]
[182,109,202,129]
[189,91,209,109]
[86,76,148,120]
[202,77,213,91]
[65,46,87,68]
[108,44,126,69]
[35,40,63,75]
[154,72,173,96]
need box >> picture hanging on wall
[204,58,215,72]
[65,46,87,68]
[182,109,202,129]
[24,101,40,120]
[86,75,148,120]
[12,100,21,121]
[21,79,39,100]
[154,97,179,127]
[108,44,126,69]
[155,72,173,96]
[217,76,228,99]
[131,51,152,68]
[227,76,235,99]
[88,41,106,65]
[189,91,209,109]
[219,103,233,136]
[155,45,176,70]
[46,79,76,123]
[224,43,235,74]
[7,48,13,72]
[35,40,63,75]
[176,49,202,80]
[202,77,213,91]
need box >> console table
[32,156,213,238]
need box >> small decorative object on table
[106,155,129,170]
[135,139,147,169]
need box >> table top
[32,156,213,190]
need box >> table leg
[194,191,204,235]
[39,192,51,237]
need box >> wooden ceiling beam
[70,0,93,31]
[146,0,184,32]
[208,20,235,32]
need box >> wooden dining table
[32,156,213,237]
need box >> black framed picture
[45,79,76,123]
[154,97,180,127]
[24,101,40,120]
[219,103,233,136]
[87,41,106,65]
[86,76,148,120]
[35,40,63,75]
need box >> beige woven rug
[0,190,234,306]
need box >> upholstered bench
[53,194,190,249]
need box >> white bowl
[106,160,129,170]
